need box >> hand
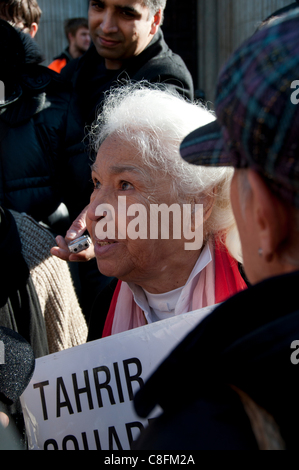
[50,205,95,262]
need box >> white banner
[21,307,214,451]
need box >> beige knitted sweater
[12,211,88,354]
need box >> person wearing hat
[133,9,299,450]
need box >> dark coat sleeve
[87,278,118,342]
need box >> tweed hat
[181,9,299,208]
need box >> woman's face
[86,135,197,289]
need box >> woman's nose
[88,187,116,222]
[87,192,102,222]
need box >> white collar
[127,243,213,324]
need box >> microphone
[0,327,35,405]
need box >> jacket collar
[75,28,165,78]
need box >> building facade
[197,0,296,101]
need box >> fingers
[50,236,95,263]
[50,236,71,262]
[65,206,89,244]
[50,205,95,263]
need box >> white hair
[90,82,242,262]
[143,0,167,15]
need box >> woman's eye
[93,179,101,190]
[120,181,133,191]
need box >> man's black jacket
[62,29,194,126]
[134,270,299,450]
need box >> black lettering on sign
[123,358,144,400]
[93,366,116,408]
[94,430,102,450]
[108,426,123,450]
[126,421,144,449]
[56,377,74,418]
[62,435,80,451]
[72,370,94,413]
[113,362,125,403]
[33,381,50,421]
[44,439,59,450]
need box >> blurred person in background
[0,0,41,37]
[49,18,91,74]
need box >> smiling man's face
[88,0,161,70]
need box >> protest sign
[21,307,214,451]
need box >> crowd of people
[1,0,299,451]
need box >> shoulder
[60,57,81,81]
[61,46,97,83]
[131,31,194,100]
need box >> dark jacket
[51,47,72,64]
[62,29,194,126]
[0,20,91,224]
[87,278,118,342]
[48,48,72,74]
[134,271,299,450]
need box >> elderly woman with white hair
[53,84,247,339]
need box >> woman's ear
[247,170,289,262]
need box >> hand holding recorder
[51,205,95,262]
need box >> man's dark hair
[64,17,89,42]
[0,0,42,27]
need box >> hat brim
[180,120,233,167]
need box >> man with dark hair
[49,18,91,74]
[0,0,41,37]
[62,0,193,126]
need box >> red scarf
[102,240,247,338]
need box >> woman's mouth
[94,239,119,256]
[97,240,116,247]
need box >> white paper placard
[21,306,214,450]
